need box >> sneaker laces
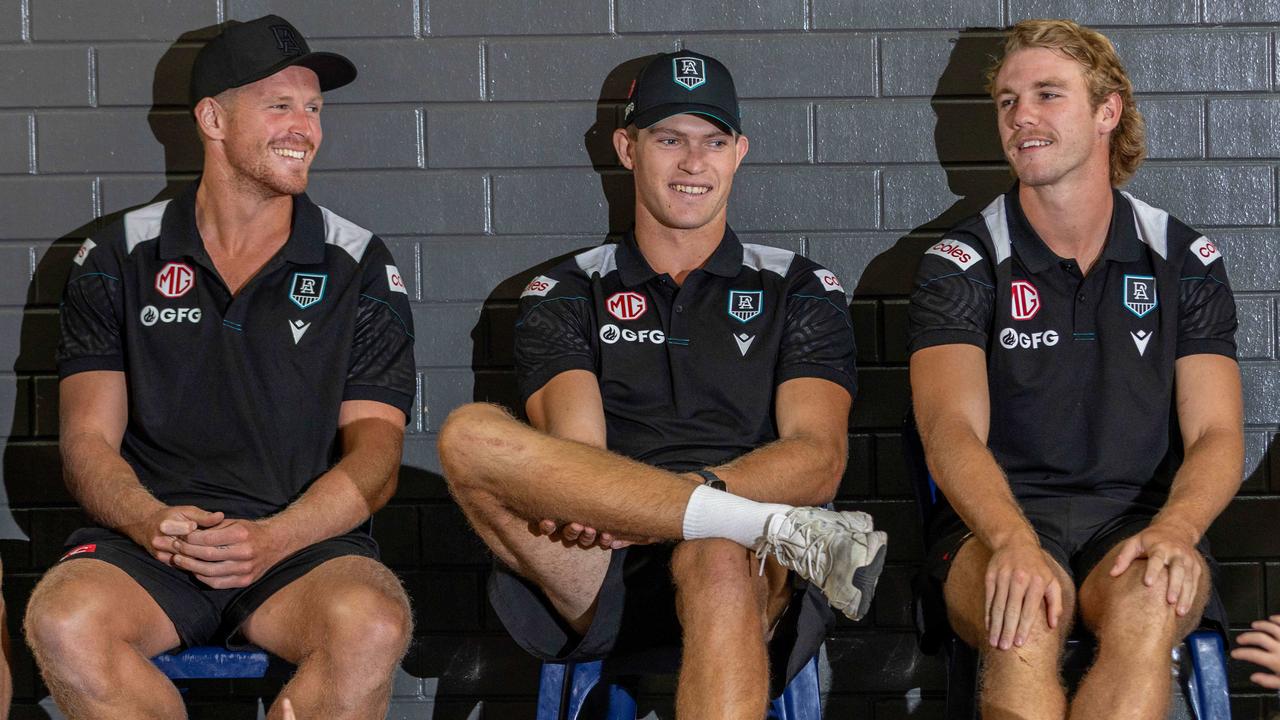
[754,517,829,579]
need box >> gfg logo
[140,305,202,327]
[599,323,665,345]
[998,328,1059,350]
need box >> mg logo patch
[728,290,763,323]
[606,291,647,321]
[1123,275,1157,317]
[1010,280,1040,320]
[155,262,194,298]
[673,57,706,90]
[289,273,327,310]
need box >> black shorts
[59,526,380,650]
[916,495,1227,648]
[488,542,834,696]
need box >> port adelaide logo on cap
[673,57,705,90]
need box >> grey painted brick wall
[1,1,1279,718]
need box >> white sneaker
[754,507,888,621]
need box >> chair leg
[769,653,821,719]
[1185,631,1231,720]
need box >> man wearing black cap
[439,51,883,717]
[24,16,415,720]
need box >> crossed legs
[440,403,794,719]
[944,538,1210,720]
[25,555,410,720]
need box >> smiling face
[613,113,749,234]
[993,47,1119,189]
[214,65,323,198]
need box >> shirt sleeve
[513,271,596,405]
[345,237,417,418]
[907,235,996,354]
[57,235,127,378]
[775,264,857,398]
[1176,236,1237,359]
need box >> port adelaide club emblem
[1123,275,1157,317]
[673,57,706,90]
[727,290,762,323]
[289,272,328,310]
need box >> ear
[612,127,636,171]
[194,96,229,142]
[734,133,749,168]
[1097,92,1122,134]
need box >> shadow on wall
[1,23,257,716]
[466,55,651,414]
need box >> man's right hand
[985,540,1064,650]
[534,519,659,550]
[124,505,225,565]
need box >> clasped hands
[130,505,284,589]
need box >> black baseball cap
[623,50,741,134]
[190,15,357,106]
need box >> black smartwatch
[694,469,727,492]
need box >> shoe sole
[846,531,888,621]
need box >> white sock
[681,484,793,548]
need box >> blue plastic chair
[537,652,822,720]
[152,645,290,681]
[902,414,1231,720]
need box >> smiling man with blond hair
[909,19,1242,719]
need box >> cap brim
[292,52,358,92]
[631,103,741,134]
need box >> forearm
[264,425,402,554]
[61,431,166,542]
[925,422,1036,551]
[1155,426,1243,542]
[708,432,845,507]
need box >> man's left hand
[170,518,287,589]
[1109,521,1202,616]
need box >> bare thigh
[240,556,411,663]
[26,559,181,658]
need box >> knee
[671,540,757,607]
[1083,560,1196,639]
[24,578,117,685]
[437,402,515,482]
[313,585,413,666]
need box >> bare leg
[242,556,412,720]
[439,403,697,537]
[0,557,11,719]
[1071,544,1209,720]
[944,538,1074,720]
[24,560,184,719]
[439,403,696,629]
[671,539,791,720]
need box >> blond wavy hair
[987,19,1145,186]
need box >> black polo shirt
[907,188,1237,505]
[515,227,857,472]
[57,181,416,519]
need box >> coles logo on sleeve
[520,275,558,298]
[73,239,97,266]
[1189,237,1222,266]
[606,291,647,321]
[385,265,408,295]
[155,262,195,298]
[1010,280,1041,320]
[925,238,982,270]
[813,269,845,294]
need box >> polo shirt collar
[616,225,744,287]
[1005,185,1140,273]
[158,179,328,265]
